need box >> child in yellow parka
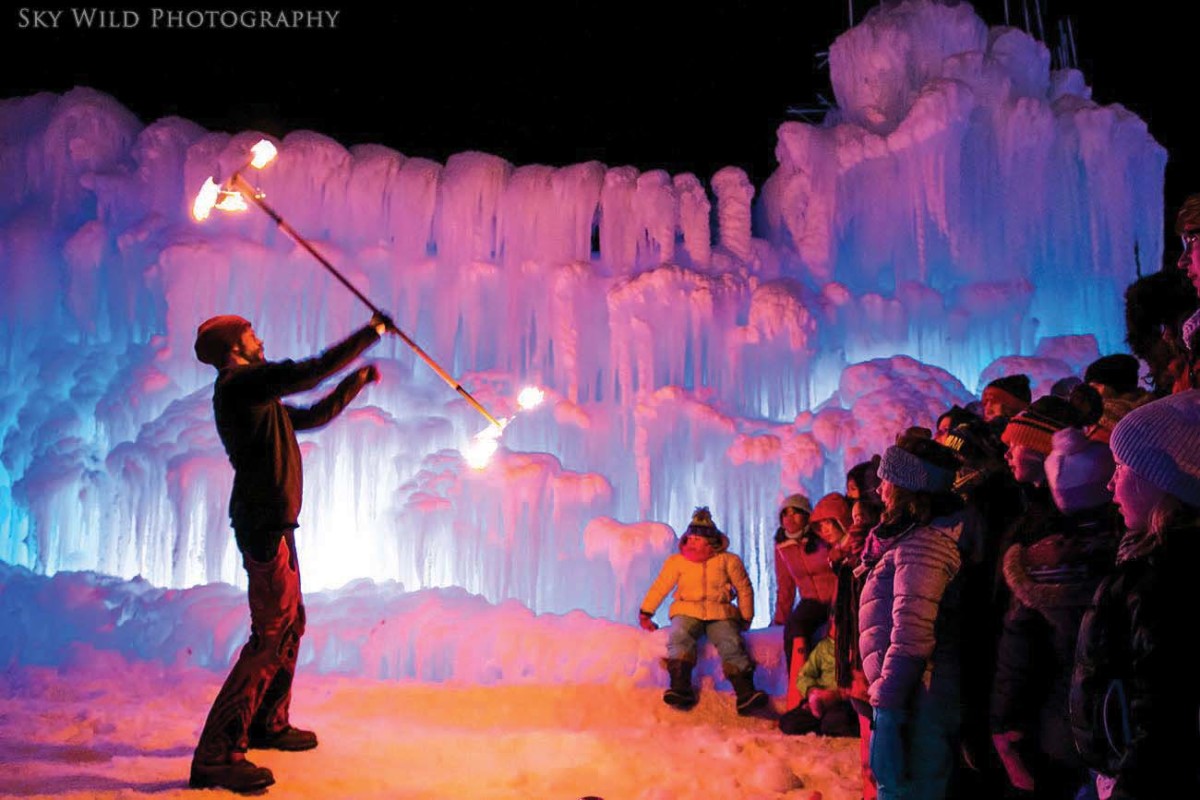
[638,507,768,714]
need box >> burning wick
[462,386,545,469]
[191,139,279,221]
[517,386,545,410]
[464,424,504,470]
[248,140,278,169]
[191,178,221,221]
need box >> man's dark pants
[193,530,303,764]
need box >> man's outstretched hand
[370,312,396,336]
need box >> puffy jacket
[774,533,837,623]
[795,635,838,699]
[1070,521,1200,798]
[857,508,981,710]
[990,505,1119,767]
[640,534,754,623]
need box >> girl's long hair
[1148,493,1200,537]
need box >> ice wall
[0,1,1163,625]
[762,1,1163,396]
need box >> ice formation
[0,1,1163,630]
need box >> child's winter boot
[663,659,697,709]
[729,667,769,715]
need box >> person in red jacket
[188,312,389,793]
[773,492,849,674]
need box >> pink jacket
[774,534,837,623]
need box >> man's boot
[248,725,318,751]
[728,667,769,715]
[662,659,697,709]
[189,754,275,793]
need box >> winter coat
[795,635,838,699]
[1070,520,1200,799]
[640,533,754,623]
[213,324,379,534]
[994,484,1058,594]
[857,507,981,710]
[774,532,837,624]
[954,462,1024,759]
[831,524,869,698]
[990,505,1119,768]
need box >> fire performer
[189,311,390,792]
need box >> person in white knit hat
[1071,389,1200,799]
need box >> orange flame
[192,140,276,223]
[191,177,220,221]
[249,140,278,169]
[464,423,504,470]
[215,190,248,212]
[517,386,545,410]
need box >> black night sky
[4,1,1196,253]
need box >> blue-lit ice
[0,2,1161,629]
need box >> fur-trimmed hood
[1003,511,1119,614]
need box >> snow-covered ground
[0,565,859,799]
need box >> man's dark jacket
[212,324,379,544]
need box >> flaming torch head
[462,387,542,469]
[192,139,278,223]
[192,177,221,221]
[215,190,249,212]
[517,386,545,410]
[249,139,278,169]
[464,422,505,470]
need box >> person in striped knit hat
[1001,395,1092,487]
[986,387,1108,769]
[1083,354,1153,443]
[982,374,1032,427]
[998,396,1090,560]
[1071,389,1200,799]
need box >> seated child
[778,627,859,737]
[638,507,768,714]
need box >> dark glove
[638,611,659,632]
[370,311,397,335]
[357,364,380,384]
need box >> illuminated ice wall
[0,1,1164,626]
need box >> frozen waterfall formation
[0,1,1164,627]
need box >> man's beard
[235,344,265,364]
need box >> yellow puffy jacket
[640,534,755,623]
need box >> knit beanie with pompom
[684,506,724,544]
[1045,427,1115,514]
